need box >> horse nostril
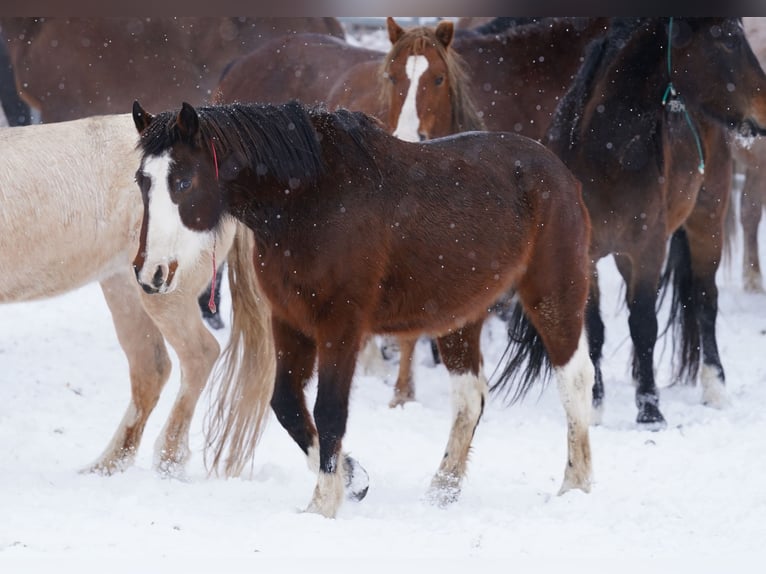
[151,266,165,289]
[418,133,428,142]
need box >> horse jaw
[136,152,214,294]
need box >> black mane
[138,100,327,188]
[546,18,649,150]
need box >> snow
[2,26,766,573]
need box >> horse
[731,17,766,292]
[546,17,766,428]
[129,99,595,518]
[1,17,343,327]
[215,17,486,407]
[0,114,269,478]
[0,17,345,123]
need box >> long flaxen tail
[204,222,276,477]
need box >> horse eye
[434,76,444,86]
[175,178,192,193]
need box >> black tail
[658,227,700,383]
[489,302,552,404]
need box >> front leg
[270,318,318,456]
[306,328,366,518]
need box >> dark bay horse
[129,100,595,517]
[547,18,766,427]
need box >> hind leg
[741,164,765,292]
[389,335,416,407]
[685,158,730,408]
[515,246,594,493]
[85,272,172,475]
[428,321,487,506]
[612,251,668,428]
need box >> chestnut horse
[0,114,273,476]
[547,18,766,427]
[130,100,594,518]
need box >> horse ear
[435,20,454,48]
[387,17,404,44]
[132,100,154,134]
[176,101,200,142]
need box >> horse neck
[564,20,667,150]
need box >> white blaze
[392,54,428,142]
[139,152,214,292]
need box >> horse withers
[129,99,595,517]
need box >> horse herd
[1,17,766,518]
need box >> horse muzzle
[133,259,179,294]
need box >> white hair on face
[138,152,215,292]
[392,54,429,142]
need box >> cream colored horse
[0,114,241,475]
[734,17,766,292]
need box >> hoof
[426,471,462,507]
[81,451,134,476]
[590,400,604,426]
[636,394,666,430]
[343,455,369,501]
[388,390,415,408]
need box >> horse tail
[204,222,275,477]
[489,300,552,403]
[658,227,700,383]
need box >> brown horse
[547,17,766,428]
[0,17,344,122]
[129,99,595,518]
[215,17,486,407]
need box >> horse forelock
[138,102,325,189]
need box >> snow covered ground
[2,23,766,573]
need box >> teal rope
[662,17,705,175]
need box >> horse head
[380,17,482,141]
[131,100,224,294]
[669,18,766,137]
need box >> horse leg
[586,264,606,425]
[613,253,666,429]
[740,164,764,292]
[428,321,487,506]
[85,271,172,475]
[389,335,416,408]
[684,160,730,408]
[516,269,594,494]
[138,281,222,476]
[307,325,366,518]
